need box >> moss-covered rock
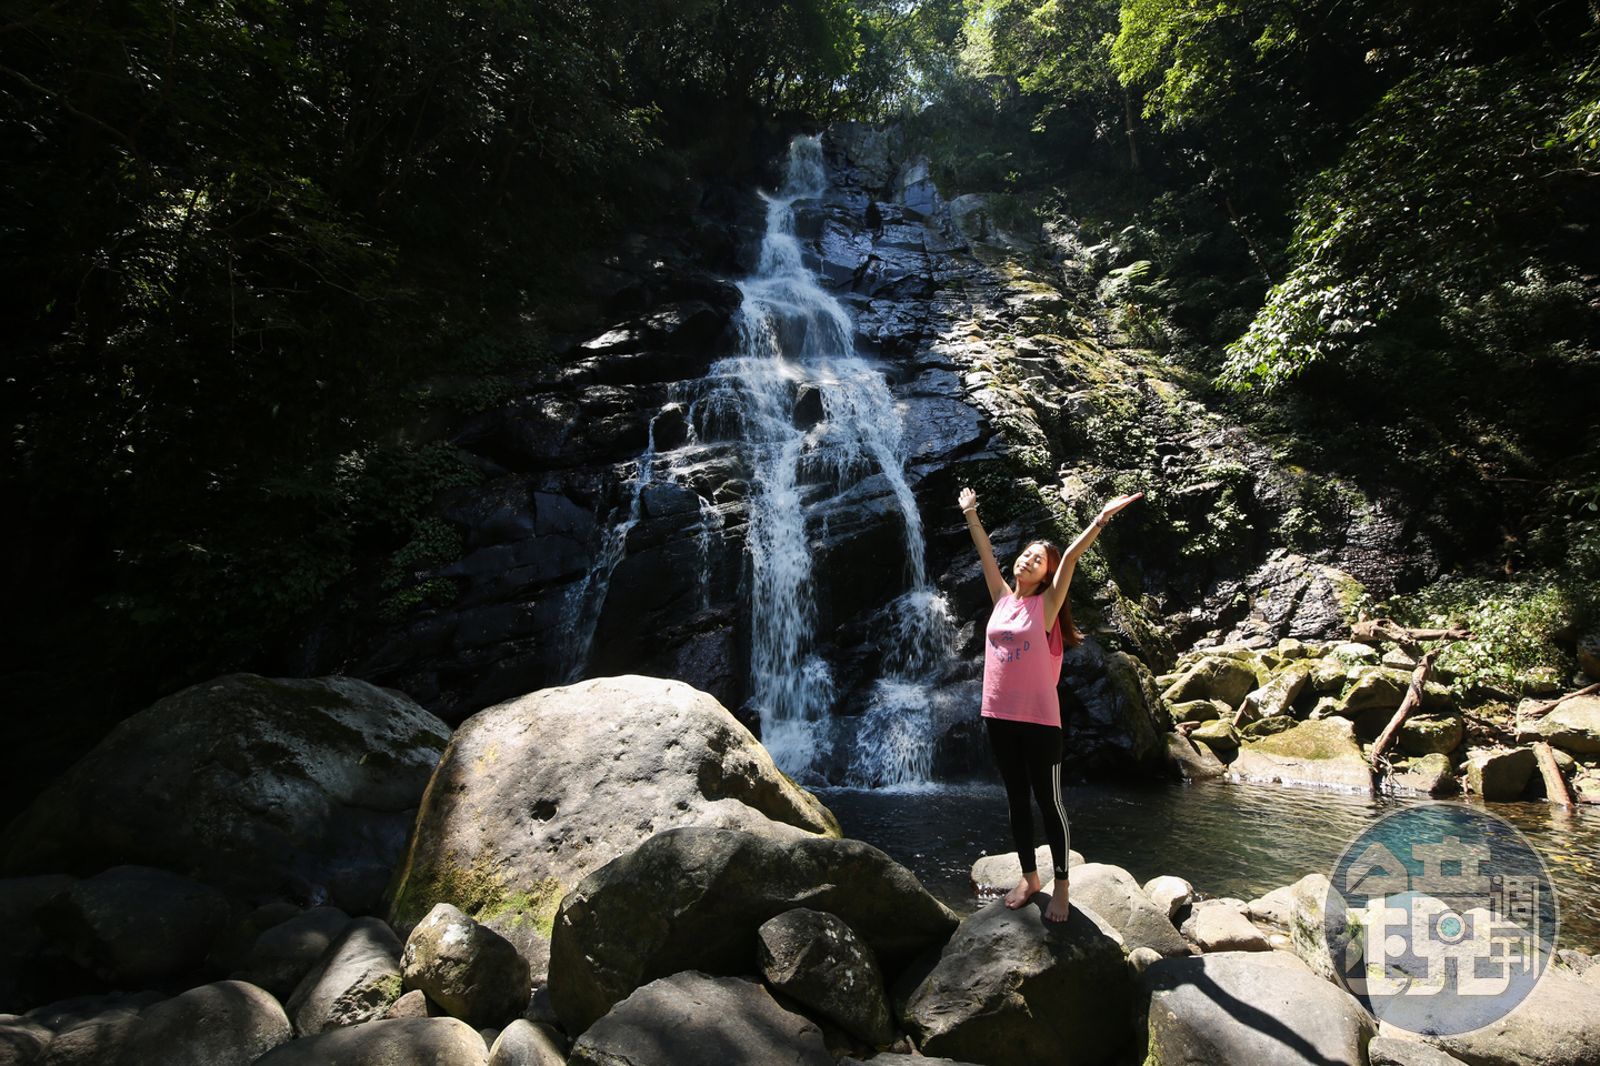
[1239,663,1311,721]
[1464,746,1537,801]
[1334,666,1451,717]
[1228,719,1373,794]
[1388,753,1457,796]
[1163,656,1261,709]
[387,676,839,986]
[1397,715,1466,757]
[1241,715,1297,740]
[1171,699,1227,724]
[1190,720,1242,754]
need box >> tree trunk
[1123,87,1140,171]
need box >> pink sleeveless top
[980,593,1065,727]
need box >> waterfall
[558,135,954,787]
[560,416,658,683]
[709,134,953,786]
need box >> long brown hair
[1022,539,1082,649]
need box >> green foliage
[1384,575,1594,693]
[1111,0,1255,127]
[1220,59,1596,391]
[379,515,466,621]
[964,0,1122,113]
[2,0,906,749]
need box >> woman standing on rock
[957,485,1141,922]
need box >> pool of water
[819,779,1600,954]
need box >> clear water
[820,779,1600,953]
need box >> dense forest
[4,0,1597,805]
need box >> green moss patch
[390,852,565,938]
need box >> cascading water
[560,420,657,683]
[561,135,953,786]
[705,134,954,786]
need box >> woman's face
[1013,542,1049,589]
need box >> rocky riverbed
[1157,635,1600,805]
[4,672,1599,1066]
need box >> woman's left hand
[1098,493,1143,524]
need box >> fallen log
[1531,741,1575,808]
[1370,649,1441,770]
[1519,682,1600,722]
[1350,619,1472,645]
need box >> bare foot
[1004,872,1042,909]
[1044,881,1070,923]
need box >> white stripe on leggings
[1050,760,1070,872]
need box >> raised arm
[958,487,1012,605]
[1042,492,1143,626]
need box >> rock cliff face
[307,124,1438,782]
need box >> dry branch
[1531,741,1575,808]
[1519,682,1600,722]
[1350,618,1472,645]
[1370,649,1441,769]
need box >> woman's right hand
[958,487,977,514]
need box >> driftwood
[1350,618,1472,646]
[1531,741,1575,808]
[1369,649,1442,770]
[1519,682,1600,722]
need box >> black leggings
[985,717,1071,879]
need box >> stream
[822,780,1600,954]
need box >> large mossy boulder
[1143,951,1374,1065]
[1336,667,1452,718]
[1227,719,1374,794]
[1,674,450,913]
[1190,720,1241,755]
[1389,753,1458,796]
[901,897,1133,1066]
[548,826,958,1035]
[386,676,839,982]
